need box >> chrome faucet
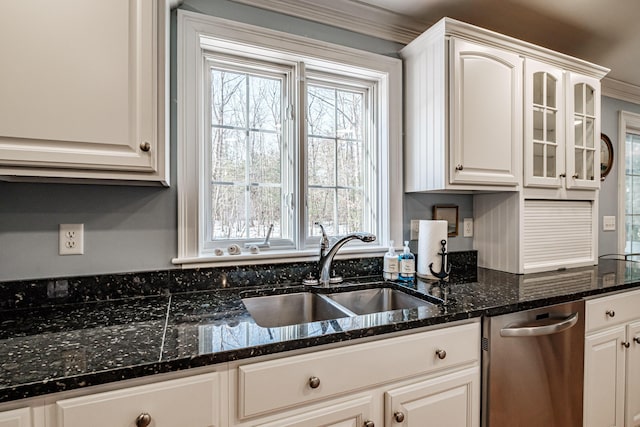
[315,222,376,287]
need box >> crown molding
[602,77,640,105]
[229,0,427,44]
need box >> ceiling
[352,0,640,88]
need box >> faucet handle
[315,222,330,252]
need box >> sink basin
[241,292,353,327]
[326,288,437,315]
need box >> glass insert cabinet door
[566,73,601,189]
[524,59,564,187]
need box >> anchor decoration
[429,239,451,281]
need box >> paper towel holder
[433,205,459,237]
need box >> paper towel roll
[417,220,448,279]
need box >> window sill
[172,245,387,269]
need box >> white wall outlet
[463,218,474,237]
[59,224,84,255]
[410,220,420,240]
[603,216,616,231]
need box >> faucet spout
[316,226,376,287]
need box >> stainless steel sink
[241,292,353,327]
[326,288,437,315]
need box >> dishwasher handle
[500,312,579,337]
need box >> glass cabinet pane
[585,85,595,115]
[586,150,594,180]
[546,110,556,142]
[534,108,544,140]
[574,84,584,114]
[547,145,556,177]
[546,74,556,108]
[586,118,595,148]
[575,117,584,147]
[533,143,544,176]
[575,149,584,179]
[533,72,544,105]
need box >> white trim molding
[603,78,640,105]
[229,0,427,44]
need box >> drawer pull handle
[435,349,447,359]
[606,310,616,318]
[308,376,320,389]
[140,142,151,152]
[364,421,375,427]
[136,413,151,427]
[394,411,405,422]
[634,337,640,345]
[623,341,631,349]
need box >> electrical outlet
[463,218,474,237]
[410,220,420,240]
[59,224,84,255]
[603,216,616,231]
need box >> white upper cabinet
[402,18,608,194]
[401,20,522,192]
[0,0,169,185]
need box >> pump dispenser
[383,240,399,281]
[398,240,415,282]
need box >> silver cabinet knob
[394,411,405,422]
[136,413,151,427]
[308,376,320,389]
[572,174,579,179]
[364,421,375,427]
[140,142,151,152]
[435,349,447,359]
[634,337,640,345]
[455,164,464,171]
[606,310,615,318]
[623,341,631,349]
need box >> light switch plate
[410,220,420,240]
[603,216,616,231]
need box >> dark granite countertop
[2,258,640,404]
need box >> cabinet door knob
[623,341,631,349]
[435,349,447,359]
[572,174,579,179]
[455,164,464,171]
[364,421,375,427]
[136,413,151,427]
[394,411,405,422]
[634,337,640,345]
[606,310,615,318]
[308,376,320,389]
[140,142,151,152]
[559,173,566,178]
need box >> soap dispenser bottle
[398,240,415,282]
[383,240,399,281]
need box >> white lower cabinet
[53,373,222,427]
[0,407,36,427]
[584,290,640,427]
[231,321,481,427]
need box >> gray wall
[599,96,640,256]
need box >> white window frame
[175,11,402,266]
[618,110,640,254]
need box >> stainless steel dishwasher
[482,300,585,427]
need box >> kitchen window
[620,111,640,258]
[175,12,402,265]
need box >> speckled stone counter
[2,258,640,404]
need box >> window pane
[337,90,362,140]
[337,139,363,187]
[308,137,336,186]
[249,75,281,131]
[211,70,246,128]
[250,132,281,183]
[308,188,336,235]
[249,186,281,239]
[212,129,246,182]
[633,216,640,253]
[634,176,640,214]
[338,189,363,235]
[211,185,246,239]
[308,86,336,137]
[626,174,632,214]
[627,215,633,253]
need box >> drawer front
[238,322,480,418]
[56,373,220,427]
[586,289,640,332]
